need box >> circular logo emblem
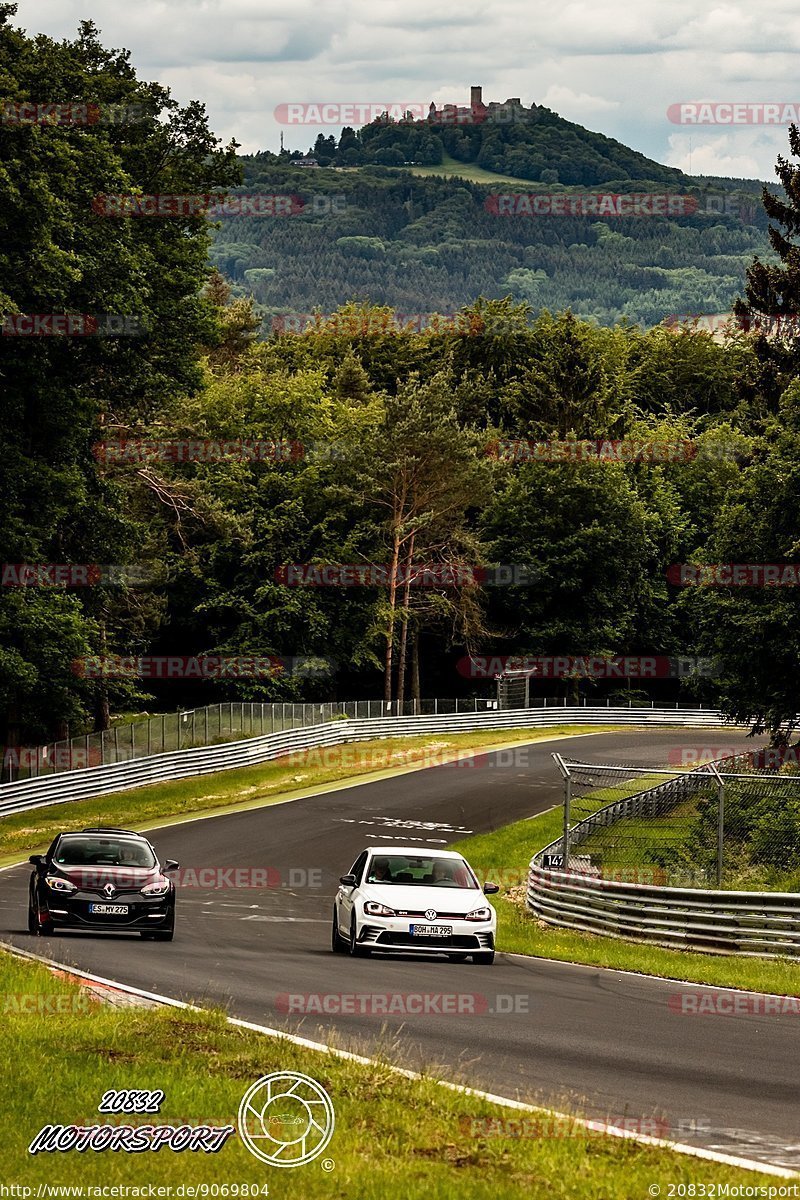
[238,1072,335,1168]
[424,909,437,921]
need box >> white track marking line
[0,729,612,872]
[1,939,796,1180]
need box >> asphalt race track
[2,728,798,1170]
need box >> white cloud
[11,0,800,172]
[666,131,777,178]
[540,86,620,117]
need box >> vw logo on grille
[103,882,116,898]
[424,909,437,921]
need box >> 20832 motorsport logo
[237,1073,335,1168]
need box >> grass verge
[452,790,800,995]
[0,726,605,865]
[0,947,785,1196]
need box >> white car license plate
[410,924,451,937]
[89,903,129,915]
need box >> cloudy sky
[14,0,800,179]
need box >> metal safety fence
[2,697,723,784]
[528,753,800,956]
[0,706,742,817]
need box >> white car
[332,845,499,964]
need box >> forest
[3,5,800,750]
[213,156,772,328]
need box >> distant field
[391,152,537,187]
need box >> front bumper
[358,915,495,953]
[43,893,173,932]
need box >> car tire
[27,899,38,935]
[349,914,370,957]
[152,929,174,942]
[332,909,348,953]
[473,951,495,965]
[448,953,468,963]
[33,901,54,937]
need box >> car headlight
[141,879,170,897]
[45,875,77,894]
[465,906,492,922]
[364,901,396,917]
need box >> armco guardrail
[527,758,800,958]
[3,696,729,784]
[0,706,740,817]
[527,869,800,957]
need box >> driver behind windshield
[367,857,393,883]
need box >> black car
[28,827,178,940]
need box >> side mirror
[164,860,179,872]
[339,874,357,887]
[483,882,500,895]
[29,854,44,867]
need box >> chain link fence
[0,698,507,783]
[551,753,800,891]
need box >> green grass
[392,151,537,186]
[576,793,706,882]
[0,725,606,865]
[0,948,785,1195]
[451,786,800,995]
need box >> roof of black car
[69,827,144,837]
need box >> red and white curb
[2,939,797,1180]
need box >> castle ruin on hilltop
[428,85,530,125]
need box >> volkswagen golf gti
[332,845,499,963]
[27,827,178,940]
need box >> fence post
[717,778,725,887]
[113,726,119,763]
[191,710,196,747]
[177,715,181,752]
[706,761,725,888]
[551,753,572,868]
[205,706,209,744]
[130,722,135,760]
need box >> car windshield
[54,836,156,868]
[366,855,478,888]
